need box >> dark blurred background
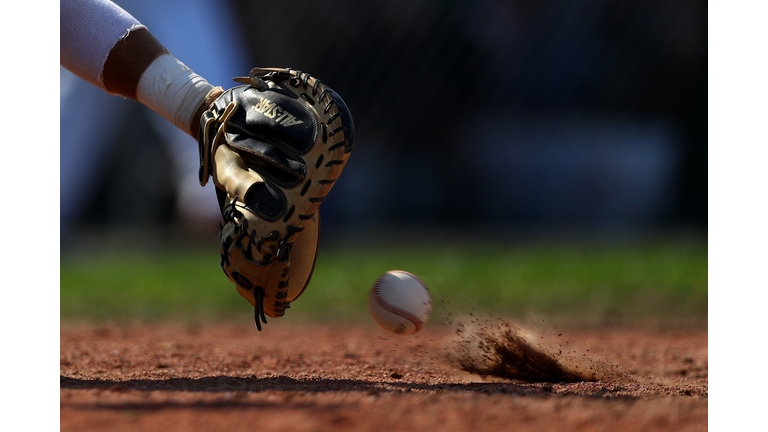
[62,0,707,243]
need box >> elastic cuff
[102,27,168,99]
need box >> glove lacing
[220,198,296,330]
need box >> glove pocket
[212,144,288,221]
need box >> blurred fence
[67,0,707,235]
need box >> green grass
[60,237,707,325]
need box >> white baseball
[368,270,432,335]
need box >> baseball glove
[198,67,354,330]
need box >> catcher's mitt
[198,67,354,330]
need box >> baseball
[368,270,432,335]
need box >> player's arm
[60,0,221,137]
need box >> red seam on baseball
[372,280,423,332]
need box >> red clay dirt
[60,320,707,432]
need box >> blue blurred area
[63,0,707,240]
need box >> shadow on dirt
[61,375,554,396]
[62,374,701,403]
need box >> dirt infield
[60,320,707,432]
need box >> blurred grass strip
[60,239,707,324]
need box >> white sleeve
[60,0,145,90]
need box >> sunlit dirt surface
[61,320,707,432]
